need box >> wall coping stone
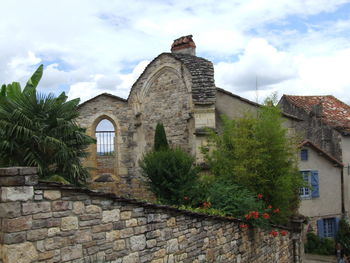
[0,167,38,176]
[36,181,293,232]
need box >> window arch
[95,119,115,156]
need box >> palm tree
[0,65,95,185]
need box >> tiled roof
[284,95,350,131]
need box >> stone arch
[140,65,192,101]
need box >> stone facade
[0,167,302,263]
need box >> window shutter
[301,149,308,161]
[311,171,319,198]
[335,217,340,234]
[317,219,325,238]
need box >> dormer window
[301,149,308,161]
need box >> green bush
[305,233,335,255]
[140,148,199,206]
[154,123,169,151]
[336,218,350,255]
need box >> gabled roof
[283,95,350,132]
[78,93,127,108]
[217,88,302,121]
[299,140,343,167]
[128,53,216,105]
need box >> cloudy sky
[1,0,350,104]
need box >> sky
[1,0,350,104]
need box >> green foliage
[154,123,169,151]
[336,218,350,254]
[140,148,199,206]
[204,99,303,224]
[0,65,95,185]
[305,233,335,255]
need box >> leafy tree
[154,123,169,151]
[0,65,95,185]
[204,98,303,223]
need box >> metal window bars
[95,131,115,156]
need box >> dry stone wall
[0,167,302,263]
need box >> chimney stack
[171,35,196,56]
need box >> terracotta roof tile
[285,95,350,131]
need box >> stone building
[77,35,300,199]
[279,95,350,236]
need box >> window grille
[96,131,115,156]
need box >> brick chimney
[171,35,196,56]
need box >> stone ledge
[0,167,38,177]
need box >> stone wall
[0,167,303,263]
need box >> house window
[301,149,308,161]
[299,170,319,198]
[299,171,311,198]
[317,218,339,238]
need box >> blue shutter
[311,171,319,198]
[335,217,340,234]
[301,149,308,161]
[317,219,325,238]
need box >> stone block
[126,218,138,227]
[120,211,132,220]
[52,200,72,211]
[114,239,125,251]
[0,175,24,186]
[86,204,102,214]
[0,202,21,218]
[120,227,134,238]
[61,244,83,262]
[61,216,79,231]
[3,231,26,244]
[24,174,39,185]
[48,227,61,237]
[130,234,146,251]
[0,186,33,201]
[102,209,120,223]
[22,201,51,215]
[74,230,92,243]
[1,242,38,263]
[92,223,113,233]
[27,228,48,241]
[73,201,85,214]
[43,190,61,200]
[106,230,120,241]
[2,215,32,232]
[167,238,179,253]
[122,252,139,263]
[0,167,20,176]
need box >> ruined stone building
[76,35,299,199]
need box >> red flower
[263,213,270,219]
[250,211,259,219]
[203,202,211,208]
[268,205,272,209]
[273,208,280,213]
[280,230,287,236]
[240,224,248,229]
[270,230,278,237]
[244,214,251,220]
[257,194,263,199]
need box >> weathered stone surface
[73,201,85,214]
[102,209,120,223]
[1,242,38,263]
[43,190,61,200]
[130,234,146,251]
[86,204,102,214]
[27,228,47,241]
[123,252,139,263]
[106,230,120,241]
[61,244,83,262]
[0,202,21,218]
[1,186,33,201]
[2,215,32,232]
[120,211,132,220]
[52,200,72,211]
[22,201,51,215]
[61,216,79,231]
[48,227,60,237]
[3,231,26,244]
[167,238,179,253]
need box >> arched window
[95,119,115,156]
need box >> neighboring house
[279,95,350,219]
[298,140,343,238]
[76,35,300,199]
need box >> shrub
[305,233,335,255]
[154,123,169,151]
[140,148,199,206]
[336,218,350,255]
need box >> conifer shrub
[154,123,169,151]
[140,148,199,206]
